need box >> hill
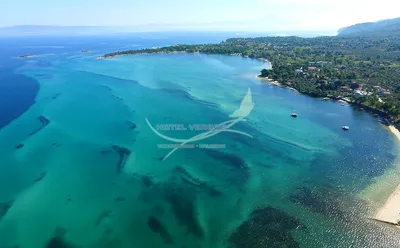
[338,17,400,36]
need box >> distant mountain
[338,17,400,36]
[0,25,336,37]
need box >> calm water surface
[0,34,399,248]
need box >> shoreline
[99,50,395,125]
[256,71,400,227]
[256,75,397,121]
[100,49,395,122]
[97,51,273,65]
[374,125,400,227]
[256,76,281,87]
[96,51,192,60]
[256,76,297,92]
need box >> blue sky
[2,0,400,31]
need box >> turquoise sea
[1,34,400,248]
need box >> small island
[19,54,37,58]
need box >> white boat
[342,126,350,130]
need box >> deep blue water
[0,33,235,129]
[0,70,38,128]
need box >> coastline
[256,75,397,121]
[97,51,273,66]
[101,48,398,126]
[99,49,396,130]
[96,51,191,60]
[100,50,393,120]
[374,125,400,227]
[256,76,281,86]
[256,75,297,91]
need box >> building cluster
[294,64,392,99]
[341,84,391,97]
[373,86,391,95]
[308,61,332,67]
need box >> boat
[377,117,389,125]
[342,126,350,130]
[291,112,298,118]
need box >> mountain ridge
[338,17,400,36]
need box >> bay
[0,34,399,248]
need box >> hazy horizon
[2,0,399,33]
[0,25,339,37]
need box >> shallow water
[0,35,400,248]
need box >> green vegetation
[103,35,400,125]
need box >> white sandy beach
[376,184,400,225]
[375,125,400,227]
[256,76,282,86]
